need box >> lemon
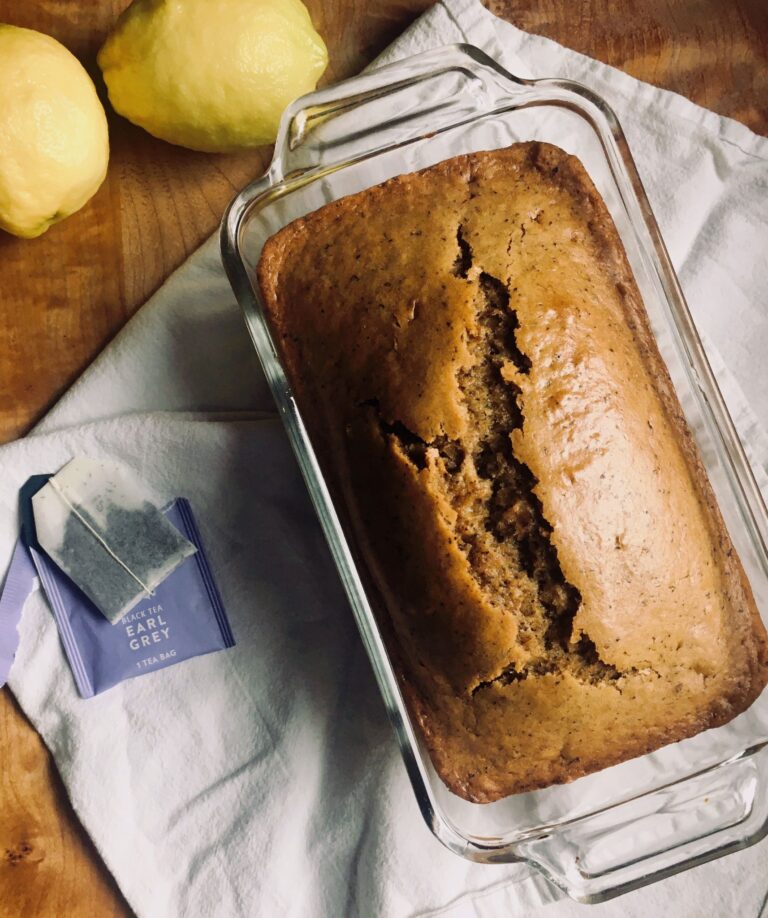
[0,25,109,239]
[98,0,328,153]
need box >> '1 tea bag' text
[32,458,196,624]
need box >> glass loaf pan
[221,45,768,903]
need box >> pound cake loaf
[257,142,768,802]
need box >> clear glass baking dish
[220,45,768,903]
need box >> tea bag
[32,458,196,624]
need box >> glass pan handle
[268,44,531,181]
[515,749,768,903]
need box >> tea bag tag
[32,458,196,624]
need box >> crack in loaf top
[257,142,768,800]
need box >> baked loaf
[257,142,768,802]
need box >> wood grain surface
[0,1,765,915]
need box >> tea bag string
[48,477,156,597]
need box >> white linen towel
[2,0,767,915]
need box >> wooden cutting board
[0,1,765,914]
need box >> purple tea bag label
[28,497,235,698]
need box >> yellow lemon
[0,25,109,239]
[98,0,328,153]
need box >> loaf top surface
[257,142,768,801]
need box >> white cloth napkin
[3,0,768,915]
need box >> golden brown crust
[257,142,768,802]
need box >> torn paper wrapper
[0,539,37,688]
[32,458,196,624]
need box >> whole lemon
[0,25,109,239]
[98,0,328,153]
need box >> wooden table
[0,1,765,914]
